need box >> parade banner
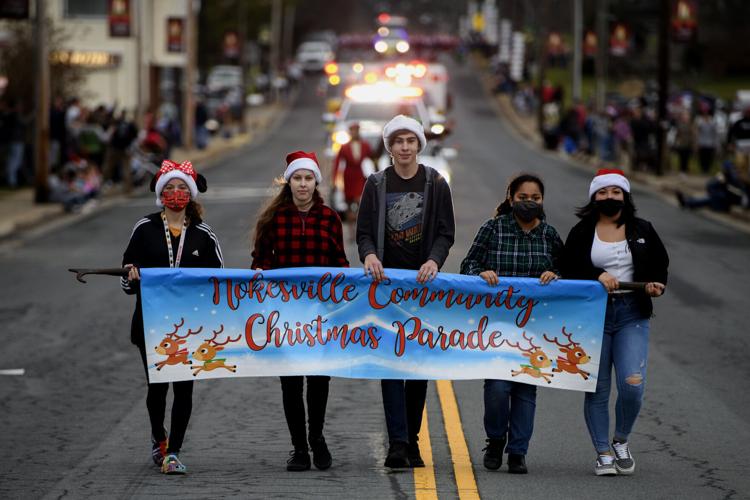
[141,268,607,391]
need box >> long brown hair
[251,177,323,251]
[186,200,203,223]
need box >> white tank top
[591,231,634,282]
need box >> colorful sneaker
[594,453,617,476]
[161,453,187,475]
[151,437,168,467]
[612,440,635,475]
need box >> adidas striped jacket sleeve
[120,217,148,295]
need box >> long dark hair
[575,191,637,226]
[251,177,324,250]
[186,200,203,223]
[495,173,546,217]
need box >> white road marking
[0,368,25,376]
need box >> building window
[64,0,107,18]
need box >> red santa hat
[150,159,207,206]
[284,151,322,183]
[589,168,630,198]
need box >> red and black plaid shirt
[251,200,349,270]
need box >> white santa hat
[284,151,322,183]
[152,159,206,206]
[382,114,427,153]
[589,168,630,198]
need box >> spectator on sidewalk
[4,99,27,188]
[671,109,693,173]
[76,112,108,170]
[693,104,719,174]
[104,110,138,191]
[630,106,657,172]
[676,160,749,212]
[195,98,209,150]
[50,96,67,169]
[728,106,750,171]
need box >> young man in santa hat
[356,115,455,469]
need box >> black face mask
[596,198,625,216]
[512,201,544,223]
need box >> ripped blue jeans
[584,293,650,453]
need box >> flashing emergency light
[345,82,423,102]
[324,62,339,75]
[430,123,445,135]
[333,130,351,146]
[328,74,341,86]
[364,72,378,84]
[378,27,390,37]
[378,13,391,24]
[413,63,427,78]
[374,41,388,53]
[396,41,410,53]
[352,62,364,74]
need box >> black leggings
[138,344,193,454]
[280,376,330,450]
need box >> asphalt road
[1,61,748,499]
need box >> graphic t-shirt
[383,166,426,270]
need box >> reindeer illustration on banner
[502,332,555,384]
[154,318,203,371]
[543,327,591,380]
[191,325,242,376]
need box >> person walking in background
[460,173,562,475]
[122,160,223,475]
[251,151,348,472]
[332,122,373,240]
[357,115,455,469]
[562,169,668,477]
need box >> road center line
[436,380,480,500]
[414,405,438,499]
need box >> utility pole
[595,0,608,112]
[656,0,670,176]
[283,3,295,67]
[270,0,282,100]
[34,0,50,203]
[182,0,198,149]
[572,0,582,102]
[238,0,248,133]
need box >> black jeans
[137,344,193,454]
[280,376,330,449]
[381,379,428,444]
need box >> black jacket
[121,212,224,346]
[561,217,669,318]
[356,165,455,269]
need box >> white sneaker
[594,453,617,476]
[612,440,635,475]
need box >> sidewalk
[0,101,289,241]
[481,72,750,230]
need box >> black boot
[507,453,528,474]
[483,438,506,470]
[407,441,425,468]
[286,447,311,471]
[309,435,332,470]
[384,441,410,469]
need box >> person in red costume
[332,122,373,240]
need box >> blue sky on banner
[141,268,606,390]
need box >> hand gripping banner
[141,268,607,391]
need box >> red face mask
[161,190,190,211]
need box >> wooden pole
[34,0,50,203]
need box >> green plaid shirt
[460,213,563,278]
